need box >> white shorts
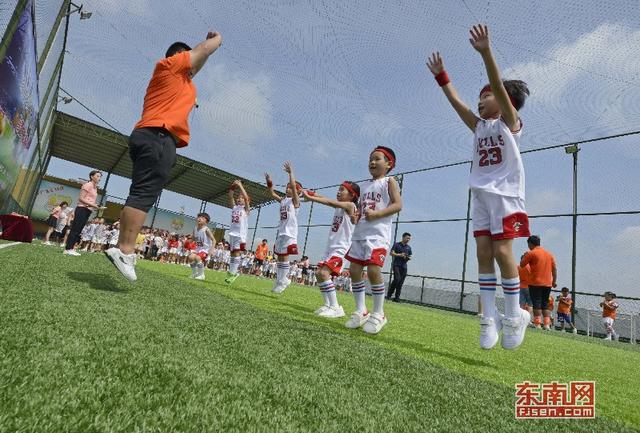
[229,235,247,252]
[603,317,615,328]
[472,189,530,240]
[345,238,389,267]
[274,235,298,256]
[169,248,178,255]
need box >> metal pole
[460,186,473,311]
[388,174,404,289]
[150,191,162,229]
[202,200,207,214]
[420,277,425,303]
[98,171,112,206]
[571,148,579,324]
[301,201,314,256]
[250,205,261,250]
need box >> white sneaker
[345,310,369,329]
[572,328,578,334]
[272,284,286,294]
[63,249,81,256]
[43,241,52,246]
[501,310,531,350]
[194,274,205,280]
[479,314,502,350]
[604,335,612,341]
[314,305,330,315]
[543,325,551,331]
[104,248,137,282]
[318,305,345,319]
[362,312,387,334]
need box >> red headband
[295,181,303,192]
[341,181,359,199]
[480,85,516,108]
[371,147,395,169]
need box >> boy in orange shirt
[556,287,577,334]
[600,291,619,341]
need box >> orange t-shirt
[255,243,268,260]
[557,295,572,314]
[521,247,556,287]
[518,265,531,288]
[135,51,196,148]
[602,300,619,319]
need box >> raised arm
[301,190,354,212]
[283,161,300,208]
[264,172,282,202]
[469,25,518,131]
[236,180,251,213]
[227,182,236,208]
[427,52,479,132]
[190,31,222,78]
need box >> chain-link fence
[244,132,640,342]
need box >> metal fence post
[568,145,580,324]
[420,277,425,303]
[388,174,404,291]
[301,201,314,256]
[150,191,162,229]
[459,171,473,311]
[250,205,261,251]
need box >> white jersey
[469,118,525,199]
[277,197,299,239]
[352,177,393,242]
[193,225,212,253]
[324,207,355,258]
[228,205,249,241]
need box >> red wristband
[435,70,450,87]
[266,180,273,188]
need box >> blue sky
[47,0,640,298]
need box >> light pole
[565,144,580,324]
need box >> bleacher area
[1,241,639,432]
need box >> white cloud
[358,112,403,139]
[195,62,274,151]
[526,189,570,215]
[611,226,640,257]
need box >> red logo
[515,381,595,419]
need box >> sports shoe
[194,274,205,281]
[604,335,612,341]
[272,284,286,294]
[318,305,345,319]
[104,248,137,282]
[572,328,578,334]
[543,325,551,331]
[43,241,53,246]
[345,310,369,329]
[63,249,81,256]
[314,305,330,315]
[225,273,239,284]
[363,312,387,334]
[501,309,531,350]
[479,314,502,350]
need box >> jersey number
[331,216,343,233]
[478,147,503,167]
[231,215,240,224]
[280,211,288,221]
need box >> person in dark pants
[104,31,223,282]
[63,170,105,256]
[386,232,412,302]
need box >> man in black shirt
[387,232,412,302]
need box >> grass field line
[0,242,21,250]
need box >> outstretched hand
[264,172,273,188]
[283,161,293,174]
[469,24,490,53]
[426,52,444,76]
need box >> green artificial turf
[0,243,638,433]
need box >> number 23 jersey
[469,118,525,199]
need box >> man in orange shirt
[106,31,222,282]
[517,254,532,317]
[520,235,557,330]
[254,239,269,276]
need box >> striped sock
[229,257,240,275]
[371,282,386,315]
[351,280,367,313]
[501,277,521,319]
[479,273,497,318]
[277,262,290,284]
[318,280,334,307]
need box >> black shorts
[529,285,552,310]
[125,127,177,212]
[46,216,58,228]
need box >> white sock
[501,277,521,319]
[276,262,290,284]
[327,288,338,308]
[371,282,385,315]
[318,280,332,306]
[229,257,239,274]
[351,281,367,313]
[197,262,205,276]
[190,263,196,276]
[479,273,497,319]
